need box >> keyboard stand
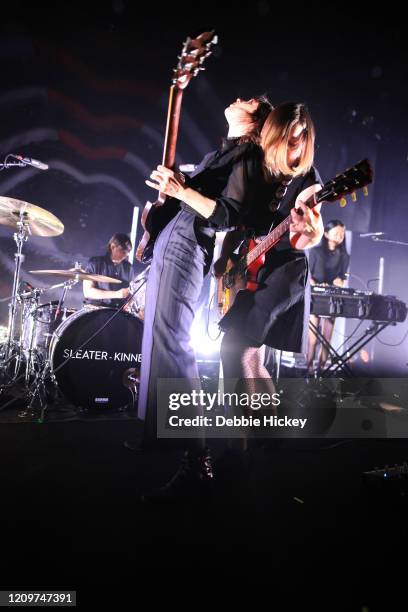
[309,319,393,377]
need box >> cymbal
[0,196,64,237]
[28,268,122,284]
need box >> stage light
[189,318,221,358]
[0,325,8,344]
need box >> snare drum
[49,307,143,410]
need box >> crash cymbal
[0,196,64,237]
[28,268,122,284]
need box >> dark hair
[237,93,274,144]
[106,233,132,254]
[324,219,345,233]
[253,93,274,127]
[322,219,347,253]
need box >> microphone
[14,155,49,171]
[359,232,385,238]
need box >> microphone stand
[0,153,30,170]
[0,153,45,170]
[0,162,29,169]
[371,237,408,247]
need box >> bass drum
[49,308,143,410]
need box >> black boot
[141,448,214,503]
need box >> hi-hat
[0,196,64,237]
[28,268,122,284]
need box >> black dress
[138,139,265,439]
[219,166,322,353]
[308,243,349,284]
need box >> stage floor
[0,413,407,606]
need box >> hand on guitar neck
[289,185,324,250]
[145,165,186,199]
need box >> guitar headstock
[172,31,218,90]
[317,159,373,206]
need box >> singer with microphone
[306,219,350,374]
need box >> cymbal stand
[53,278,76,321]
[0,215,31,383]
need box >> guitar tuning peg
[351,192,357,202]
[363,186,369,196]
[339,197,347,208]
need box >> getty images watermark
[167,389,307,430]
[156,379,309,438]
[156,378,408,439]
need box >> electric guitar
[217,159,373,316]
[136,31,217,263]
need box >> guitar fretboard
[244,215,291,268]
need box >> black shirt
[182,139,264,231]
[84,255,134,308]
[308,243,350,284]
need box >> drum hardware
[18,265,112,416]
[123,266,149,320]
[21,282,78,387]
[1,262,99,399]
[34,308,142,417]
[122,367,140,410]
[23,304,143,419]
[4,264,135,417]
[10,272,81,391]
[0,190,144,418]
[0,197,64,386]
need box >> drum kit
[0,196,146,418]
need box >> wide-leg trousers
[138,210,207,447]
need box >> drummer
[83,233,133,309]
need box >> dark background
[0,0,407,368]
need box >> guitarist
[217,103,324,405]
[139,95,273,501]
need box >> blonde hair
[260,102,315,178]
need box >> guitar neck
[245,192,319,267]
[235,158,373,275]
[245,215,291,267]
[162,84,184,169]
